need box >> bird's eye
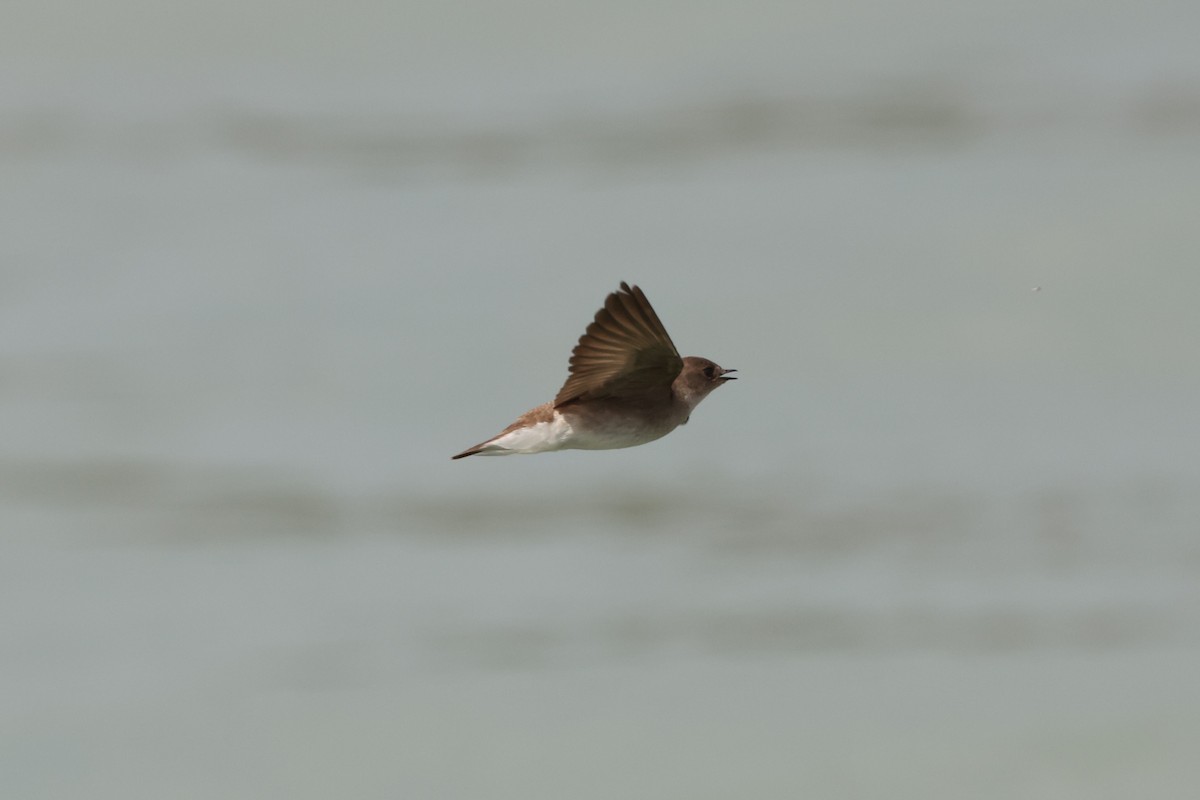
[703,366,715,379]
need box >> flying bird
[452,282,735,459]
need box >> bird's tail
[451,437,506,459]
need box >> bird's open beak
[718,368,737,381]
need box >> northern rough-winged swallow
[452,282,735,459]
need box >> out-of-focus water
[4,1,1200,797]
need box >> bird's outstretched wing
[553,282,683,407]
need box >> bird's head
[674,356,736,409]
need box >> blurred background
[3,1,1199,797]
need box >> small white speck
[1031,286,1042,292]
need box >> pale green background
[3,1,1199,797]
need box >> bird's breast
[556,402,683,451]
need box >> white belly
[474,411,577,455]
[475,410,674,455]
